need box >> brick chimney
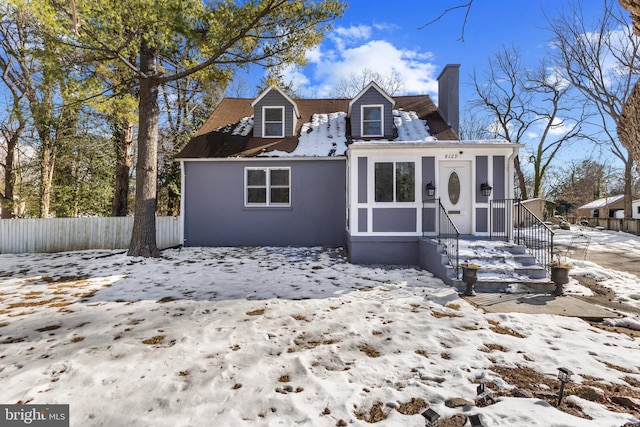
[437,64,460,135]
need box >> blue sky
[238,0,613,108]
[232,0,628,170]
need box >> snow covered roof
[258,112,348,157]
[177,95,458,159]
[578,194,625,209]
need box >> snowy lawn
[0,230,639,426]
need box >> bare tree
[0,42,27,218]
[546,159,620,215]
[548,0,640,218]
[458,109,494,141]
[471,45,586,199]
[619,0,640,177]
[329,68,405,98]
[420,1,474,41]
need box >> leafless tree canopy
[470,45,586,199]
[328,68,405,98]
[419,1,474,42]
[548,0,640,218]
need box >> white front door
[439,161,472,234]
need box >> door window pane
[448,172,460,205]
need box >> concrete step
[453,278,555,294]
[454,240,552,293]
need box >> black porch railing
[424,198,460,279]
[491,199,554,271]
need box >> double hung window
[263,106,284,137]
[245,167,290,206]
[374,162,415,203]
[362,105,383,137]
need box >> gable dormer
[251,86,300,138]
[348,81,396,139]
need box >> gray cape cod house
[176,65,521,269]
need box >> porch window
[374,162,415,202]
[263,106,284,137]
[362,105,383,136]
[245,167,290,206]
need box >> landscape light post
[557,367,573,407]
[421,408,440,427]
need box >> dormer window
[263,106,285,137]
[362,105,383,137]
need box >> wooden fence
[567,217,640,236]
[0,216,182,254]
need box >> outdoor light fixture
[421,408,440,427]
[480,182,492,197]
[468,414,484,427]
[426,181,436,197]
[557,367,573,407]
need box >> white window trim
[262,106,285,138]
[361,104,384,137]
[372,160,416,204]
[244,167,291,207]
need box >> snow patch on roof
[579,194,624,209]
[259,112,348,157]
[394,109,436,142]
[217,116,254,136]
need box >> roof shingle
[178,94,458,159]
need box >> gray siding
[348,236,419,265]
[253,90,296,137]
[422,157,435,200]
[476,156,488,203]
[372,208,416,232]
[492,156,506,199]
[357,157,367,203]
[183,160,346,246]
[476,207,488,232]
[422,207,436,233]
[358,208,368,232]
[350,87,394,138]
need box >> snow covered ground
[0,228,639,426]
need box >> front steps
[419,238,554,293]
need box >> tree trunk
[1,132,17,219]
[111,119,134,216]
[39,142,56,218]
[619,78,640,177]
[624,156,633,219]
[514,156,528,199]
[128,42,160,257]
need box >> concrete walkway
[463,293,623,321]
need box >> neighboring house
[514,198,548,226]
[634,199,640,220]
[177,64,521,266]
[577,195,627,218]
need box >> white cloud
[331,25,372,42]
[547,116,574,136]
[329,25,372,52]
[294,37,438,97]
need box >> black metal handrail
[491,199,554,271]
[424,198,460,279]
